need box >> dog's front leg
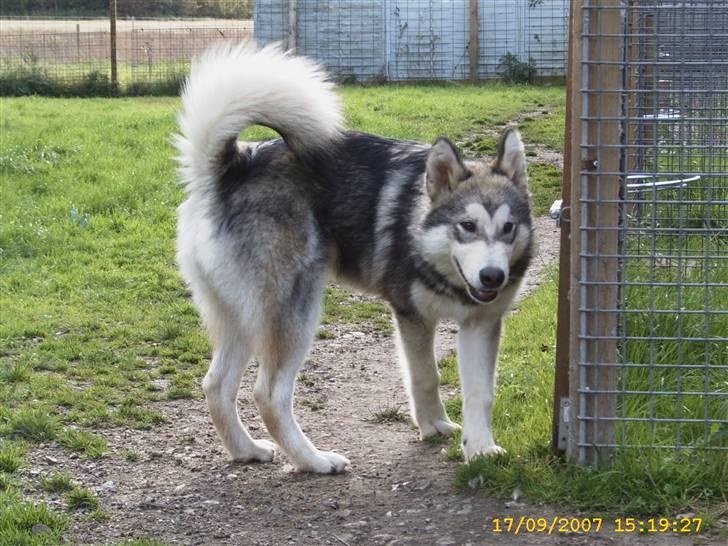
[395,313,461,439]
[457,318,506,460]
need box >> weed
[39,472,74,493]
[120,538,168,546]
[0,441,27,473]
[8,408,59,442]
[58,428,108,459]
[366,401,408,424]
[0,361,32,383]
[301,399,324,412]
[65,487,99,511]
[0,487,66,543]
[316,328,335,340]
[498,53,538,84]
[166,386,194,400]
[121,449,140,462]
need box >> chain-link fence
[1,0,568,95]
[0,1,253,95]
[560,0,728,464]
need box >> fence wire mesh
[1,0,568,94]
[255,0,569,82]
[0,1,253,94]
[575,0,728,464]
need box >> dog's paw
[230,439,276,463]
[462,440,507,462]
[295,450,350,474]
[419,418,461,440]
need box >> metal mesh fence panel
[573,0,728,464]
[254,0,569,81]
[0,1,253,94]
[1,1,568,92]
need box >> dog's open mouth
[464,284,498,303]
[454,259,499,304]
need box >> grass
[438,274,727,518]
[65,487,100,511]
[365,400,408,424]
[0,441,27,473]
[58,428,108,459]
[39,472,75,494]
[0,86,567,539]
[519,105,566,150]
[0,488,67,545]
[121,448,140,463]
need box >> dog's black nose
[479,267,505,289]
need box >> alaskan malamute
[175,43,534,473]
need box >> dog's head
[419,129,533,304]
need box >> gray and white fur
[175,43,534,473]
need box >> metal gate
[555,0,728,464]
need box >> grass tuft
[121,448,140,463]
[65,487,100,511]
[0,488,66,544]
[58,428,108,459]
[39,472,74,493]
[366,400,408,424]
[8,408,60,443]
[0,361,32,383]
[0,441,27,473]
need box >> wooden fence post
[567,0,622,464]
[552,0,577,453]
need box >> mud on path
[24,216,717,546]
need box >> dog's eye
[503,222,514,235]
[459,221,477,233]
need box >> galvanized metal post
[469,0,479,83]
[288,0,297,53]
[109,0,118,93]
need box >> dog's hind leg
[395,313,461,439]
[253,273,350,474]
[202,299,276,463]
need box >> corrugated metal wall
[254,0,569,81]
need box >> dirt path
[24,216,717,545]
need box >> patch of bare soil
[24,217,720,546]
[457,108,564,169]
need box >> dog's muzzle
[454,259,500,304]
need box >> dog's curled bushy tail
[174,42,343,192]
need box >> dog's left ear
[426,137,470,199]
[493,128,528,188]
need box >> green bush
[498,53,538,84]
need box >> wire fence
[564,0,728,464]
[0,1,253,95]
[1,0,568,95]
[256,0,569,82]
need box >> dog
[174,43,534,474]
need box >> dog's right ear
[426,137,469,199]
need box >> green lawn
[0,85,565,544]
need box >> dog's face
[420,129,533,304]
